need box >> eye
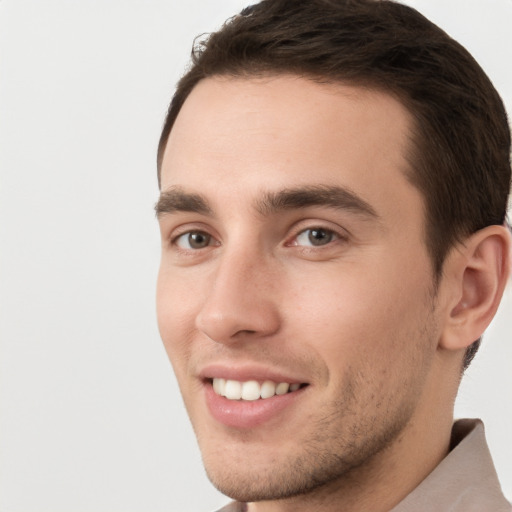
[174,231,214,250]
[295,227,338,247]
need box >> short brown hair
[157,0,511,368]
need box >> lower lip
[204,383,306,429]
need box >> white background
[0,1,511,511]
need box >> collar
[217,419,511,512]
[390,419,511,511]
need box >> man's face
[157,76,443,502]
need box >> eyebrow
[255,185,379,219]
[155,184,379,220]
[155,187,213,218]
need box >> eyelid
[173,231,210,250]
[295,228,340,247]
[164,219,349,252]
[167,222,219,247]
[285,221,350,247]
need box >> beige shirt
[217,419,511,512]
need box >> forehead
[160,75,420,221]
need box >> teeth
[275,382,290,395]
[241,380,260,401]
[212,378,303,401]
[224,380,242,400]
[212,377,225,396]
[260,380,276,399]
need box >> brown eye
[296,228,336,247]
[175,231,212,249]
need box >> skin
[156,75,508,512]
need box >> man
[155,1,511,510]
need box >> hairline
[158,71,419,180]
[157,71,442,275]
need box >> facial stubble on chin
[196,287,439,504]
[200,360,429,504]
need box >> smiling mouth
[210,378,308,401]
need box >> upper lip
[198,363,309,384]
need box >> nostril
[233,329,257,337]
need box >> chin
[199,408,412,504]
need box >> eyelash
[173,230,217,250]
[170,224,348,252]
[288,226,344,248]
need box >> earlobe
[440,224,511,352]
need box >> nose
[195,248,281,344]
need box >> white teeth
[224,380,242,400]
[213,377,226,396]
[212,378,303,400]
[241,380,260,401]
[260,380,276,399]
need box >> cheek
[284,257,434,377]
[156,265,199,376]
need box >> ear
[439,224,511,352]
